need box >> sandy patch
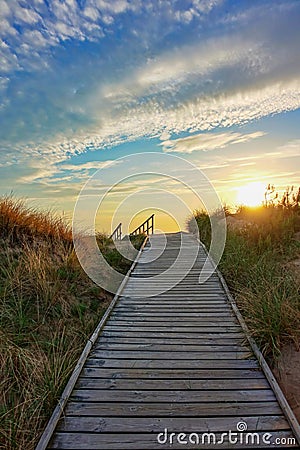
[272,343,300,422]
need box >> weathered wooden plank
[120,295,227,298]
[56,415,290,433]
[100,331,245,339]
[123,284,225,288]
[85,358,259,369]
[111,308,234,320]
[97,336,247,345]
[64,401,283,417]
[75,377,269,390]
[81,367,265,379]
[94,343,250,352]
[90,350,252,360]
[119,297,228,301]
[110,315,236,322]
[108,313,237,320]
[71,389,276,403]
[115,305,230,310]
[105,319,239,326]
[123,289,226,294]
[48,431,299,449]
[103,325,241,332]
[116,303,230,307]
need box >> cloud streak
[160,131,266,153]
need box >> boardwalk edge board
[35,236,149,450]
[197,237,300,446]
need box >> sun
[236,181,265,207]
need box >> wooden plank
[56,415,290,433]
[117,299,230,303]
[111,311,233,317]
[108,314,237,320]
[97,336,247,345]
[70,389,276,403]
[120,295,229,298]
[103,325,241,332]
[122,289,226,293]
[94,343,251,352]
[105,319,239,326]
[110,313,235,319]
[100,331,245,339]
[115,302,231,314]
[85,359,259,369]
[81,367,265,379]
[90,350,252,360]
[64,401,283,417]
[75,377,270,390]
[48,431,299,449]
[115,304,230,308]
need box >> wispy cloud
[61,160,120,171]
[160,131,266,153]
[277,139,300,158]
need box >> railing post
[129,214,155,237]
[110,222,122,241]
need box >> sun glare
[236,181,265,207]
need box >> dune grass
[0,196,144,450]
[188,204,300,358]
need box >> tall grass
[0,196,144,450]
[188,205,300,358]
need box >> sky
[0,0,300,233]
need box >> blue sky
[0,0,300,232]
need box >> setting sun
[236,181,265,207]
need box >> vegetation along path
[37,232,300,449]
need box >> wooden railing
[109,222,122,241]
[130,214,154,236]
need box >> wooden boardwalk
[38,233,299,449]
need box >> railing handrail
[130,214,154,236]
[110,222,122,240]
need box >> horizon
[1,0,300,233]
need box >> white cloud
[174,0,223,23]
[15,6,40,24]
[102,35,264,100]
[83,6,100,21]
[160,131,266,154]
[62,160,120,171]
[277,139,300,158]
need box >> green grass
[0,196,145,450]
[187,205,300,358]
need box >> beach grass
[187,204,300,358]
[0,196,144,450]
